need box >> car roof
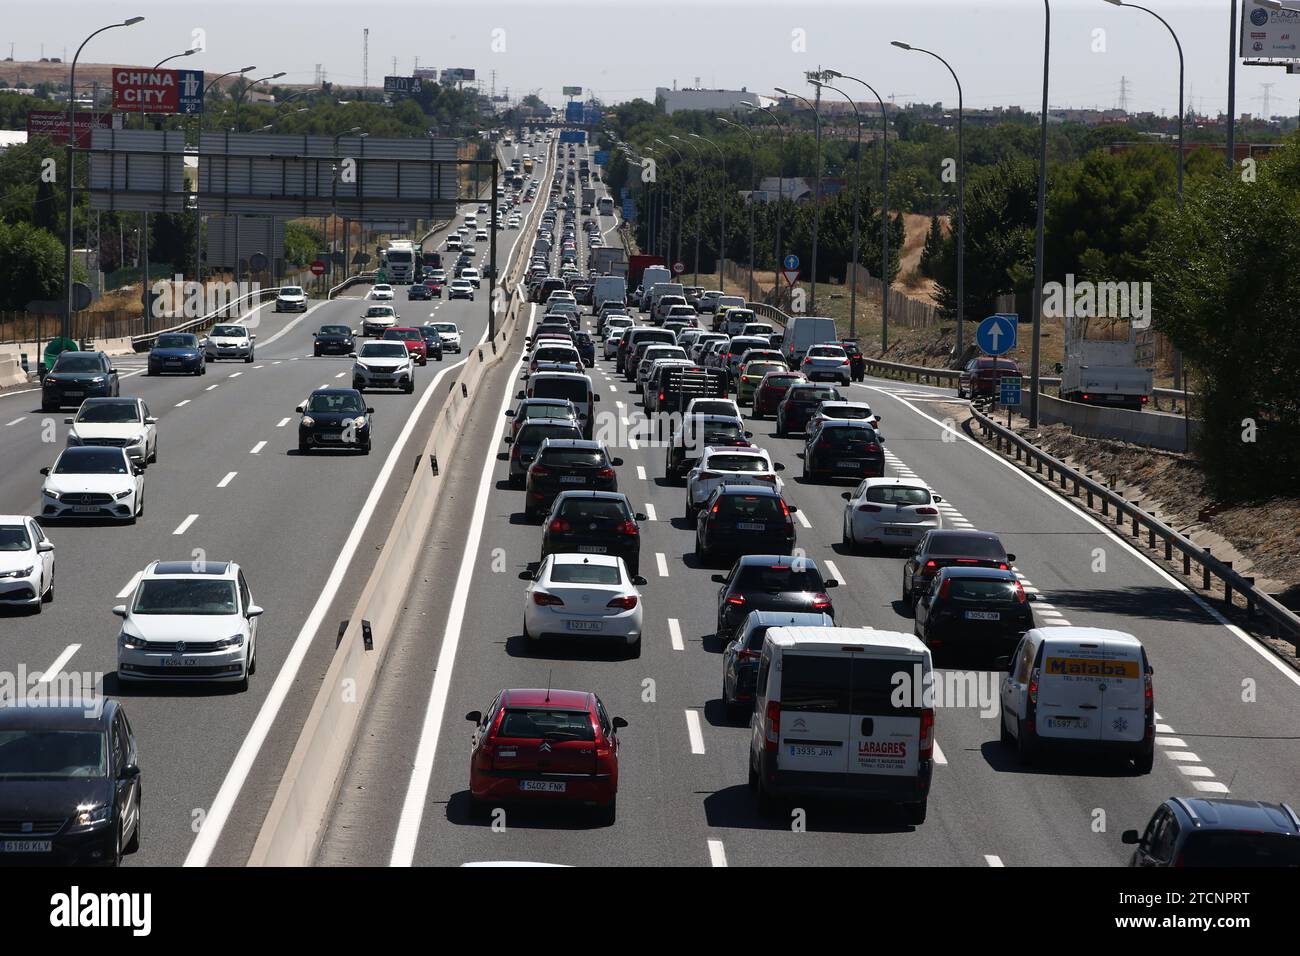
[500,688,592,710]
[529,371,591,382]
[766,626,928,655]
[1168,798,1300,833]
[554,490,630,504]
[702,445,767,458]
[1027,625,1144,648]
[538,439,603,451]
[147,559,234,577]
[929,529,1001,541]
[934,567,1018,581]
[547,552,623,568]
[0,701,117,730]
[308,387,363,397]
[717,483,782,497]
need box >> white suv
[428,321,462,353]
[352,341,415,393]
[114,560,262,688]
[274,286,307,312]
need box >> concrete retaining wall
[1037,392,1200,452]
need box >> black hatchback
[296,388,373,454]
[1123,797,1300,867]
[695,484,798,564]
[540,491,647,576]
[712,554,839,644]
[313,324,357,357]
[0,699,142,867]
[903,530,1016,608]
[776,384,843,436]
[524,439,623,520]
[912,567,1033,661]
[802,421,885,482]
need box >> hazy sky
[7,1,1297,119]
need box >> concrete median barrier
[1037,392,1199,452]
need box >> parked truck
[1059,317,1153,411]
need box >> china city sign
[112,68,205,114]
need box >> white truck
[1059,317,1153,411]
[381,240,419,285]
[592,275,627,314]
[639,266,672,310]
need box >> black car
[775,384,842,436]
[416,326,445,362]
[912,567,1033,661]
[695,484,798,564]
[145,333,205,377]
[296,388,373,454]
[407,283,433,300]
[1123,798,1300,867]
[0,700,141,867]
[573,331,595,367]
[839,339,866,381]
[902,530,1016,608]
[41,351,120,411]
[540,491,646,576]
[721,609,835,718]
[313,324,358,357]
[524,439,623,520]
[712,554,838,644]
[503,418,584,487]
[801,421,885,482]
[665,414,752,481]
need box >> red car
[958,357,1020,399]
[424,279,443,298]
[465,688,626,823]
[752,369,808,419]
[383,327,428,365]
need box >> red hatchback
[958,357,1020,399]
[753,369,808,419]
[466,688,626,824]
[384,327,428,365]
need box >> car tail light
[548,518,571,533]
[997,562,1010,571]
[919,708,935,759]
[725,594,746,607]
[737,648,760,661]
[530,464,551,477]
[1028,667,1040,705]
[658,392,665,402]
[811,592,832,610]
[532,591,564,606]
[764,701,780,751]
[1013,581,1027,604]
[780,499,792,523]
[864,443,881,453]
[597,467,615,479]
[618,519,639,536]
[1140,395,1149,405]
[607,594,639,610]
[915,507,938,515]
[938,578,951,600]
[856,503,882,513]
[1144,670,1154,717]
[924,560,937,569]
[698,470,720,481]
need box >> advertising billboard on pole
[27,110,122,147]
[112,68,205,113]
[1242,1,1300,61]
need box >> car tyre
[597,798,617,826]
[1016,719,1036,764]
[842,517,857,554]
[626,636,642,660]
[1000,711,1015,748]
[902,800,928,826]
[123,802,140,854]
[1134,744,1155,775]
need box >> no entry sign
[112,68,205,114]
[310,260,327,276]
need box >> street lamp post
[812,80,863,339]
[774,87,823,312]
[655,139,685,269]
[893,41,965,362]
[718,117,757,301]
[233,72,285,133]
[332,127,364,288]
[195,67,254,286]
[744,103,787,306]
[670,135,704,284]
[63,16,145,342]
[1030,0,1052,429]
[691,133,727,294]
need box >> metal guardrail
[130,287,286,350]
[969,402,1300,653]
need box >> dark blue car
[1124,797,1300,866]
[147,333,205,376]
[573,331,595,367]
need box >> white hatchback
[66,397,158,466]
[686,446,785,518]
[841,477,943,552]
[0,516,55,611]
[369,284,394,301]
[521,553,646,657]
[40,446,144,523]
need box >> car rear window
[927,535,1007,560]
[550,564,621,586]
[540,448,605,468]
[558,498,631,523]
[863,485,930,505]
[689,401,735,416]
[791,387,839,402]
[499,709,595,741]
[781,656,924,716]
[706,454,768,473]
[523,402,572,420]
[532,379,590,404]
[947,579,1020,602]
[737,565,825,592]
[818,427,879,448]
[520,424,581,447]
[717,493,784,520]
[765,374,802,387]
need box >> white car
[360,305,398,337]
[204,323,256,363]
[603,333,623,360]
[809,401,881,433]
[352,341,415,394]
[507,216,522,229]
[475,229,489,242]
[448,280,475,301]
[683,397,741,420]
[66,397,158,466]
[0,515,55,611]
[685,446,784,518]
[40,446,144,523]
[274,286,308,312]
[459,267,482,288]
[368,284,394,301]
[521,553,646,657]
[429,321,462,353]
[801,344,853,385]
[841,477,944,552]
[114,560,262,688]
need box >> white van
[998,626,1154,772]
[648,282,685,316]
[783,316,839,364]
[748,626,934,824]
[592,276,626,315]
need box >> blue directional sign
[565,102,584,123]
[622,197,637,221]
[558,130,586,144]
[594,150,609,166]
[999,376,1022,406]
[976,313,1018,356]
[783,253,799,271]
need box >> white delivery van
[592,276,627,315]
[749,626,934,824]
[783,316,839,364]
[648,282,685,317]
[998,626,1154,772]
[639,267,672,309]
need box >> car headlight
[301,416,316,427]
[130,433,147,447]
[115,489,134,500]
[354,363,369,373]
[345,416,367,429]
[118,631,147,650]
[0,566,33,579]
[90,376,105,384]
[212,633,246,650]
[72,804,113,830]
[43,490,61,501]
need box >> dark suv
[540,491,647,575]
[1123,798,1300,866]
[524,439,622,520]
[503,418,583,487]
[802,421,884,482]
[902,530,1015,608]
[695,484,798,563]
[41,351,120,411]
[776,384,842,436]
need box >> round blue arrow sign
[783,253,799,271]
[976,314,1018,356]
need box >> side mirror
[932,494,942,503]
[37,541,54,553]
[465,710,482,724]
[119,764,141,781]
[992,655,1012,672]
[517,570,534,580]
[824,579,839,589]
[145,417,158,425]
[247,605,264,618]
[711,574,727,585]
[39,467,49,476]
[295,405,305,413]
[796,452,805,459]
[352,330,359,336]
[631,575,648,587]
[612,716,628,730]
[366,407,375,414]
[504,409,515,417]
[774,462,786,472]
[111,605,128,618]
[503,436,513,444]
[787,504,799,513]
[64,417,74,424]
[348,352,357,358]
[593,394,601,402]
[611,457,624,467]
[633,512,648,522]
[516,391,526,399]
[1121,829,1141,846]
[841,491,852,500]
[496,452,509,461]
[132,465,144,476]
[250,334,257,340]
[1006,553,1017,563]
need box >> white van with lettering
[748,626,934,824]
[998,626,1154,772]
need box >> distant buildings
[656,86,773,115]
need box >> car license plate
[161,658,198,667]
[561,475,586,484]
[578,545,607,554]
[737,522,765,531]
[1,840,51,853]
[1046,717,1088,729]
[788,745,835,758]
[566,620,602,632]
[320,431,341,440]
[836,461,859,468]
[965,610,1001,621]
[63,391,83,398]
[519,780,566,793]
[884,528,912,536]
[72,505,100,513]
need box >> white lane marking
[823,559,844,584]
[668,618,684,651]
[644,503,657,521]
[272,361,283,365]
[1155,723,1175,734]
[707,839,728,867]
[1155,736,1187,747]
[205,384,220,391]
[335,371,347,379]
[217,471,237,488]
[932,741,948,766]
[655,552,669,577]
[609,383,618,392]
[984,855,1005,867]
[1178,765,1217,777]
[172,513,199,535]
[1194,781,1231,793]
[685,710,706,754]
[230,371,243,378]
[117,572,142,599]
[1165,751,1201,762]
[276,417,291,428]
[253,365,265,369]
[175,400,191,407]
[794,508,811,529]
[39,644,81,683]
[636,465,646,481]
[249,441,267,455]
[4,417,25,427]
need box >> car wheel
[597,798,617,826]
[134,493,143,519]
[1134,744,1155,775]
[775,421,785,438]
[123,801,141,854]
[1016,719,1035,764]
[902,800,928,826]
[361,441,371,455]
[842,517,857,553]
[1000,710,1015,748]
[245,353,254,363]
[111,823,124,868]
[902,570,911,607]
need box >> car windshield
[54,449,128,474]
[76,402,139,424]
[550,563,621,586]
[947,579,1020,603]
[211,325,245,337]
[361,343,407,358]
[0,730,106,779]
[541,449,605,468]
[706,454,767,473]
[156,335,197,349]
[281,287,304,296]
[307,392,366,414]
[52,355,102,372]
[0,525,32,551]
[928,535,1007,560]
[132,579,238,615]
[717,493,783,520]
[864,485,930,505]
[737,565,825,592]
[499,709,595,741]
[320,325,351,335]
[702,423,743,443]
[365,307,393,317]
[1179,832,1300,866]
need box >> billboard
[27,110,122,147]
[565,101,584,123]
[439,68,476,84]
[112,68,204,114]
[88,129,189,212]
[562,86,583,97]
[384,75,423,95]
[559,130,586,144]
[1242,1,1300,60]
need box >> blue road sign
[559,130,586,144]
[565,102,584,123]
[622,197,637,221]
[976,313,1018,356]
[594,150,609,166]
[177,70,205,114]
[783,253,800,271]
[999,376,1022,406]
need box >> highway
[0,138,549,866]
